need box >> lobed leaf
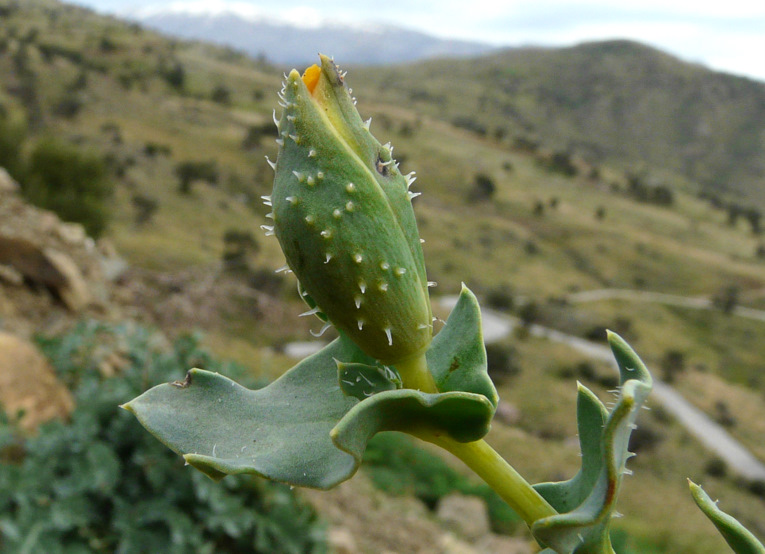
[531,332,652,553]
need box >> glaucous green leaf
[124,335,370,489]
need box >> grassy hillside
[352,40,765,206]
[2,0,765,551]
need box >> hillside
[352,40,765,206]
[1,0,765,552]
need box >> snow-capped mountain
[129,2,497,65]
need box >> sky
[70,0,765,82]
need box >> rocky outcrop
[0,167,125,336]
[0,331,73,431]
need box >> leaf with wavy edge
[124,285,495,490]
[690,481,765,554]
[123,334,369,488]
[532,331,652,553]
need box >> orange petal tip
[302,64,321,94]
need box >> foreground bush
[0,321,326,553]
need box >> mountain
[131,8,497,66]
[351,40,765,203]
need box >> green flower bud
[270,55,432,364]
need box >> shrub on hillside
[22,137,113,237]
[161,61,186,91]
[467,173,496,202]
[175,160,219,194]
[485,342,522,384]
[222,229,260,271]
[211,85,232,105]
[0,321,327,553]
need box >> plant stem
[425,434,559,525]
[396,353,438,393]
[397,354,558,526]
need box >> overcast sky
[71,0,765,82]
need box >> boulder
[0,236,91,311]
[42,248,92,311]
[0,331,73,431]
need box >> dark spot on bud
[376,155,390,177]
[449,357,460,372]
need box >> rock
[0,263,23,286]
[42,248,92,311]
[0,331,73,431]
[436,493,491,541]
[55,221,88,246]
[327,527,357,554]
[0,236,92,311]
[0,167,19,193]
[97,239,129,281]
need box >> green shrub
[467,173,496,202]
[0,322,327,554]
[211,85,232,106]
[175,160,219,194]
[161,61,186,91]
[485,342,522,384]
[22,137,113,237]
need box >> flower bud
[271,55,432,364]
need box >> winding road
[567,288,765,323]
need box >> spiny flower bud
[271,55,432,364]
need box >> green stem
[396,353,438,393]
[397,354,558,526]
[424,434,558,526]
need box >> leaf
[689,480,765,554]
[530,331,653,553]
[125,285,497,490]
[124,335,370,489]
